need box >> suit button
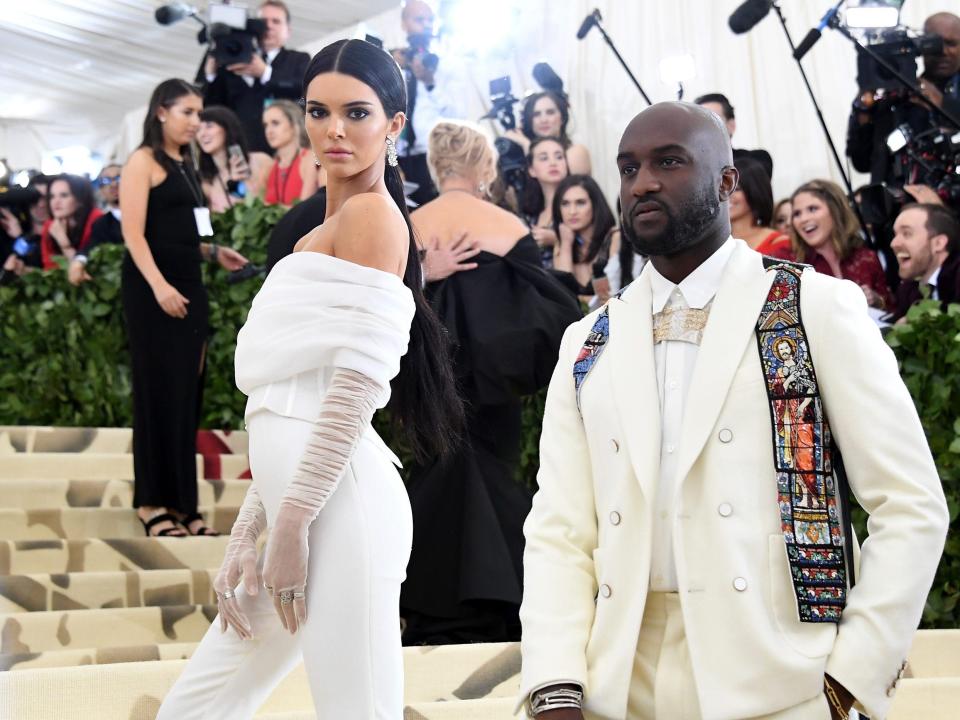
[718,503,733,517]
[609,511,621,526]
[718,428,733,443]
[611,438,619,452]
[733,577,748,592]
[599,584,612,598]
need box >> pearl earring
[313,153,321,167]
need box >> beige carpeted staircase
[0,426,957,719]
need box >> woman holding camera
[197,106,270,212]
[121,78,248,538]
[260,100,321,205]
[506,90,591,175]
[401,121,580,645]
[39,174,102,270]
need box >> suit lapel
[673,242,775,486]
[608,268,661,501]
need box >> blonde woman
[401,120,581,646]
[260,99,319,205]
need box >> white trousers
[622,593,833,720]
[157,410,413,720]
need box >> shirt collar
[649,237,735,313]
[266,47,281,63]
[926,263,941,289]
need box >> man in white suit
[518,102,949,720]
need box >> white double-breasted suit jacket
[518,240,949,720]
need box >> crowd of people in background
[1,0,959,646]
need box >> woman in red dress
[730,156,790,256]
[784,179,893,311]
[40,174,103,269]
[259,100,320,206]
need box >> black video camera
[156,2,266,66]
[856,29,943,95]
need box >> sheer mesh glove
[213,483,266,640]
[261,368,383,634]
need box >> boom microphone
[155,3,198,26]
[728,0,773,34]
[532,62,565,95]
[576,9,602,40]
[793,0,845,61]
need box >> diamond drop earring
[386,136,399,167]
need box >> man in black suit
[196,0,310,154]
[888,203,960,322]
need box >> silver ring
[220,590,235,600]
[293,591,305,599]
[264,583,274,595]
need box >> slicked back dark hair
[302,39,463,462]
[695,92,735,120]
[140,78,202,173]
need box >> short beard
[622,182,721,257]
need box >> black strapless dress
[401,234,582,644]
[121,165,208,513]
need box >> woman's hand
[860,284,884,309]
[3,253,24,276]
[152,281,190,318]
[217,247,249,272]
[503,129,530,154]
[532,225,559,249]
[228,152,251,182]
[261,505,312,634]
[0,208,23,238]
[49,218,72,253]
[67,260,92,286]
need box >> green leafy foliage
[879,300,960,627]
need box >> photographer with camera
[1,174,50,281]
[846,12,960,204]
[196,1,309,154]
[394,0,464,206]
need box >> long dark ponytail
[302,39,463,462]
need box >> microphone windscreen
[728,0,772,34]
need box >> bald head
[402,0,434,36]
[924,12,960,79]
[617,102,739,264]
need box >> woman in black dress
[120,79,247,537]
[401,121,581,644]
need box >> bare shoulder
[487,201,529,235]
[124,148,156,173]
[333,193,408,276]
[566,143,592,175]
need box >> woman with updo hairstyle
[158,40,463,718]
[505,90,592,174]
[788,178,893,310]
[259,99,321,205]
[401,120,581,646]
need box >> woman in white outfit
[157,39,463,720]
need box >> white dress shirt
[925,264,941,300]
[648,237,735,592]
[206,47,280,88]
[396,72,460,156]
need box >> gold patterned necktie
[652,298,712,345]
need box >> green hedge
[1,198,956,627]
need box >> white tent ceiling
[0,0,397,167]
